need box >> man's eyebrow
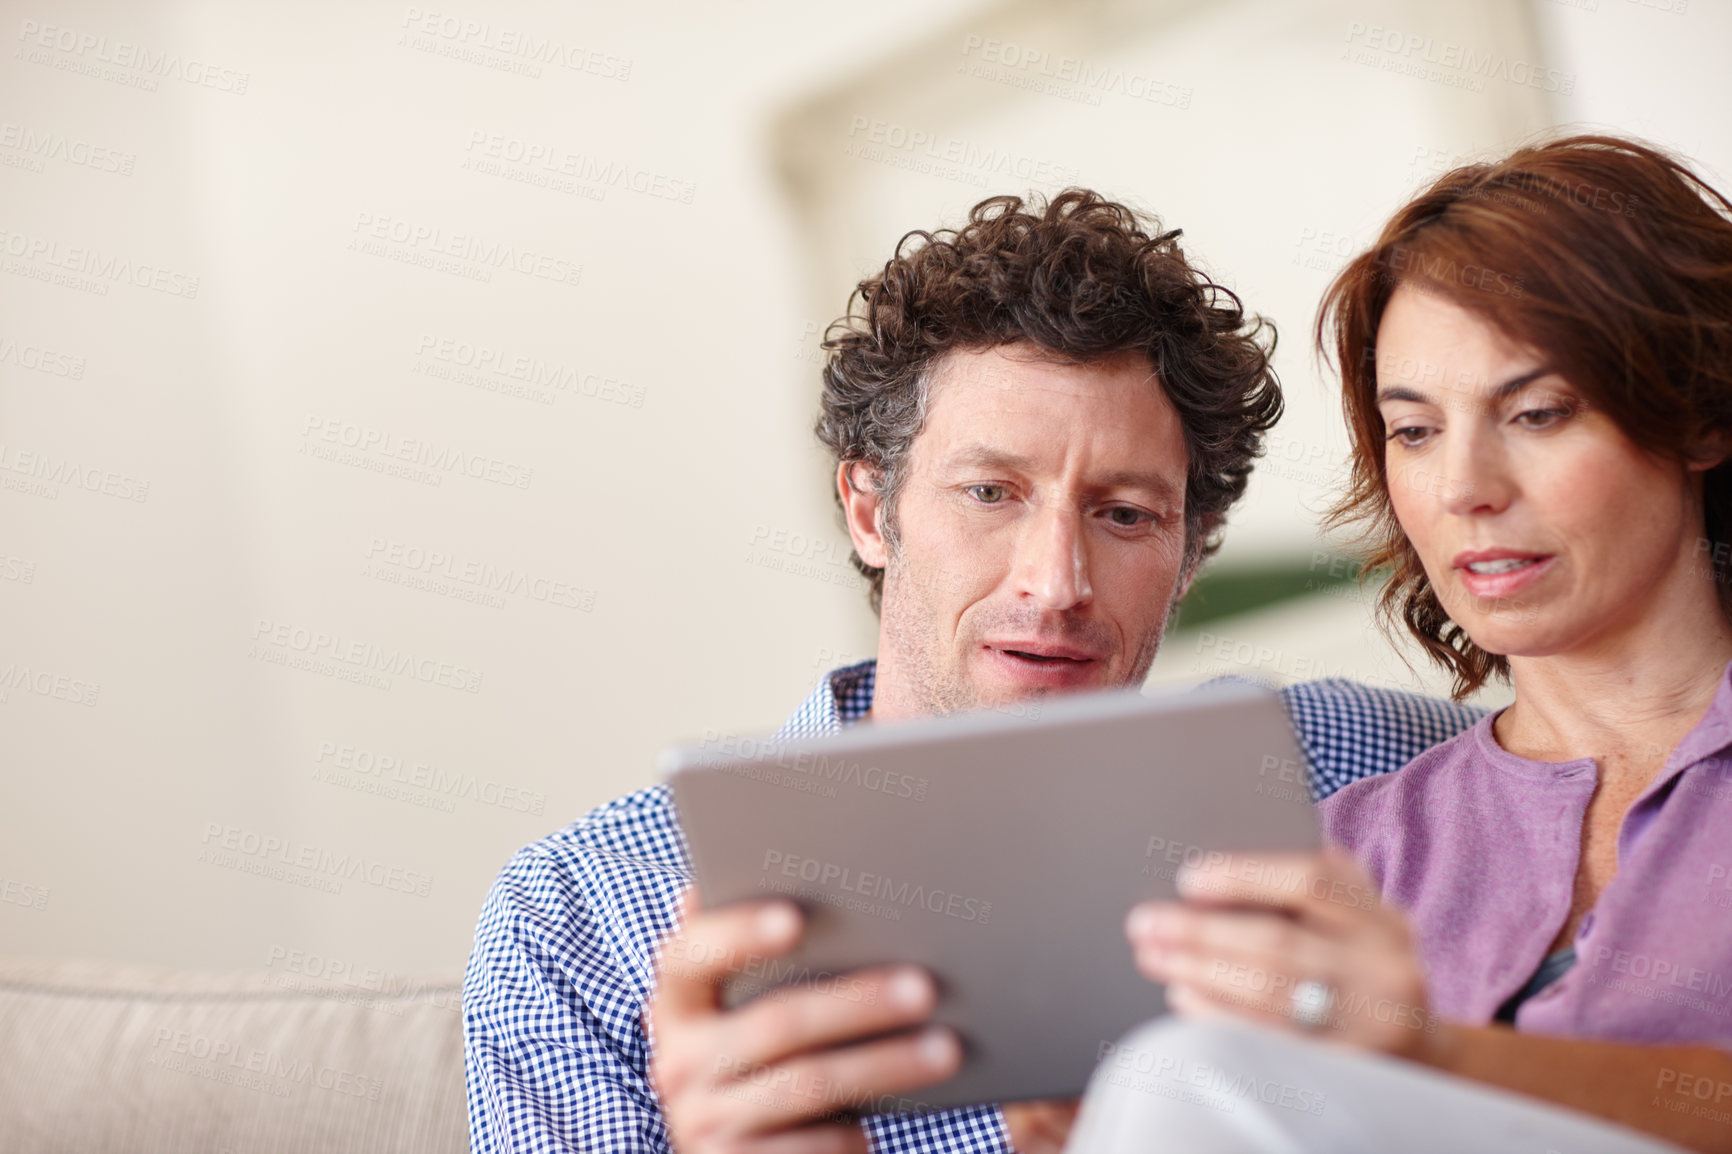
[939,444,1181,499]
[941,444,1039,473]
[1094,468,1182,501]
[1374,367,1555,407]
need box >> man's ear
[1170,557,1198,602]
[837,461,889,569]
[1169,525,1209,608]
[1171,554,1200,607]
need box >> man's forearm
[1419,1024,1732,1152]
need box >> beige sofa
[0,959,469,1153]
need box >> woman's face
[1375,283,1710,661]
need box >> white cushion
[0,958,468,1153]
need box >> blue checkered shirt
[463,661,1482,1153]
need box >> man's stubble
[875,544,1173,718]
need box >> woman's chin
[1454,618,1569,662]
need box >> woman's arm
[1129,849,1732,1153]
[1419,1023,1732,1153]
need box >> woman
[1072,135,1732,1153]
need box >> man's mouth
[978,641,1109,690]
[999,649,1089,664]
[988,640,1099,662]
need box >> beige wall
[1,0,1726,974]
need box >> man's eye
[1385,425,1434,448]
[1105,507,1154,528]
[965,483,1008,504]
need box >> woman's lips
[1455,554,1555,601]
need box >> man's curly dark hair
[815,188,1284,614]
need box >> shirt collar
[771,659,877,742]
[1469,659,1732,792]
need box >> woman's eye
[1514,407,1569,430]
[965,483,1007,504]
[1385,425,1434,448]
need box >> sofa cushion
[0,958,468,1153]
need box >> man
[463,190,1480,1153]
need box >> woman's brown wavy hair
[1318,135,1732,699]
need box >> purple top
[1320,662,1732,1046]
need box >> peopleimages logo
[364,537,595,612]
[249,618,484,694]
[462,132,695,204]
[15,19,250,93]
[1378,244,1523,298]
[348,212,582,288]
[264,945,461,1013]
[759,850,991,923]
[0,122,135,174]
[0,227,199,298]
[0,334,85,378]
[1096,1039,1328,1116]
[664,938,876,1006]
[1,877,50,911]
[698,730,929,802]
[199,822,434,898]
[844,116,1079,186]
[414,334,645,408]
[0,661,101,707]
[958,35,1193,108]
[1589,945,1732,999]
[313,740,547,815]
[300,415,534,490]
[148,1027,385,1102]
[0,443,149,502]
[398,8,631,80]
[1342,21,1575,94]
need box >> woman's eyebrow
[1490,367,1555,400]
[1375,367,1555,407]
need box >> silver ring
[1290,980,1334,1030]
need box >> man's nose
[1011,506,1092,610]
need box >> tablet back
[664,680,1318,1111]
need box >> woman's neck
[1498,590,1732,771]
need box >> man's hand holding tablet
[648,892,961,1154]
[650,891,1082,1153]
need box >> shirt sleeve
[1280,679,1485,799]
[464,846,671,1154]
[463,842,1018,1154]
[862,1104,1013,1154]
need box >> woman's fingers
[1125,850,1436,1053]
[1135,906,1331,983]
[1131,905,1347,1028]
[1173,848,1385,935]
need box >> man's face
[842,343,1193,722]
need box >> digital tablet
[661,680,1318,1111]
